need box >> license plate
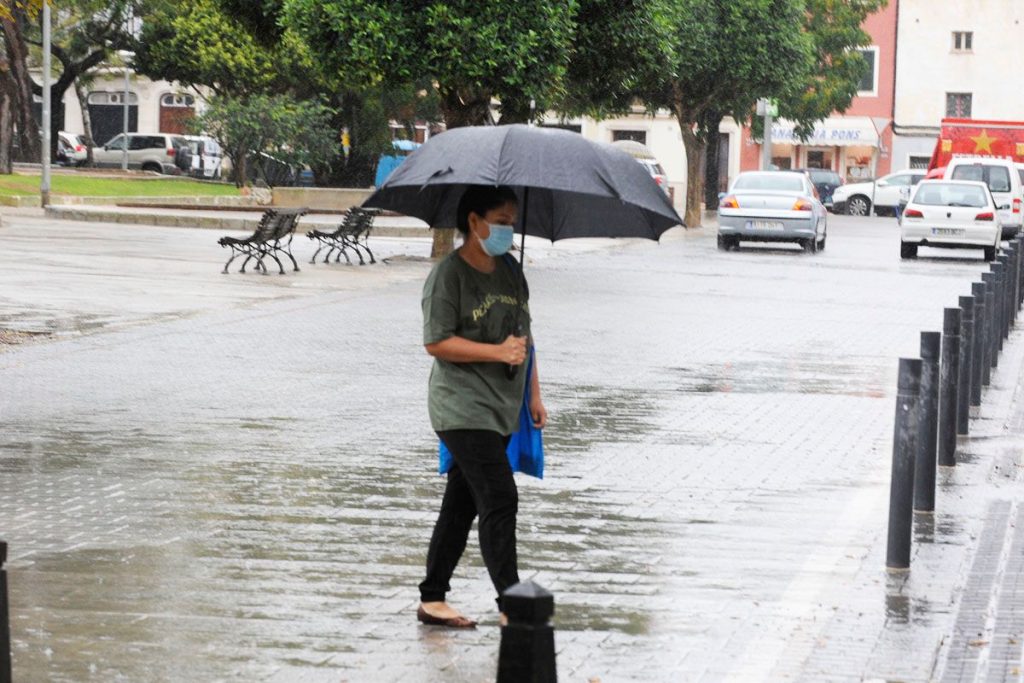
[931,228,965,236]
[749,220,784,231]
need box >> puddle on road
[667,358,888,398]
[542,383,658,454]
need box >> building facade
[739,1,898,182]
[892,0,1024,171]
[60,70,204,146]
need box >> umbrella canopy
[363,124,682,241]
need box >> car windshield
[807,170,839,184]
[951,164,1013,193]
[733,174,805,192]
[912,183,990,208]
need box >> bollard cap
[973,282,988,297]
[920,331,941,359]
[0,540,6,566]
[982,272,994,283]
[943,307,961,334]
[502,581,554,624]
[959,295,975,314]
[897,358,922,394]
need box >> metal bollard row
[887,236,1024,572]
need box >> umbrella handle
[506,318,524,380]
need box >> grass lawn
[0,173,240,197]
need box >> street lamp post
[120,53,131,171]
[40,0,51,206]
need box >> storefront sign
[771,126,869,145]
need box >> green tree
[777,0,887,139]
[282,0,578,255]
[283,0,575,126]
[133,0,289,96]
[135,0,439,189]
[22,0,136,163]
[195,94,338,186]
[659,0,812,227]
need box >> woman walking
[417,185,547,628]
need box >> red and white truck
[928,118,1024,171]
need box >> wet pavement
[2,211,1024,681]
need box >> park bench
[306,206,379,265]
[218,207,307,275]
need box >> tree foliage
[566,0,884,226]
[777,0,887,138]
[134,0,286,96]
[281,0,576,126]
[195,94,338,186]
[22,0,137,160]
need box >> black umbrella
[362,124,682,246]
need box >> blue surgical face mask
[479,223,515,256]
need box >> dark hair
[456,185,518,234]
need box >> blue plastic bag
[439,347,544,479]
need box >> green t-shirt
[422,251,531,435]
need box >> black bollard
[981,274,997,378]
[1000,254,1014,337]
[887,358,922,571]
[915,333,941,512]
[1011,243,1022,322]
[957,296,975,435]
[938,308,961,466]
[971,282,986,404]
[1005,251,1015,334]
[497,581,556,683]
[993,261,1008,348]
[1017,237,1024,310]
[1,541,9,683]
[991,261,1005,350]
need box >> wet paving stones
[2,213,1024,680]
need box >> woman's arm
[426,335,527,365]
[529,354,547,429]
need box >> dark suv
[793,168,843,211]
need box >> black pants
[419,429,519,610]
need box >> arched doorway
[159,93,196,135]
[88,91,138,147]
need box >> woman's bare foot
[417,601,478,628]
[420,601,464,620]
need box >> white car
[57,131,87,165]
[944,156,1023,238]
[184,135,224,179]
[832,170,925,216]
[899,179,1000,260]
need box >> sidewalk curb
[43,205,432,239]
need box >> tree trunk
[0,61,14,174]
[702,110,724,212]
[2,13,39,163]
[431,86,493,259]
[73,79,95,165]
[678,116,705,228]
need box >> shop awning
[769,117,880,147]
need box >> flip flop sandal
[417,605,478,628]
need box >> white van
[944,156,1022,238]
[184,135,224,180]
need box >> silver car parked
[718,171,828,253]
